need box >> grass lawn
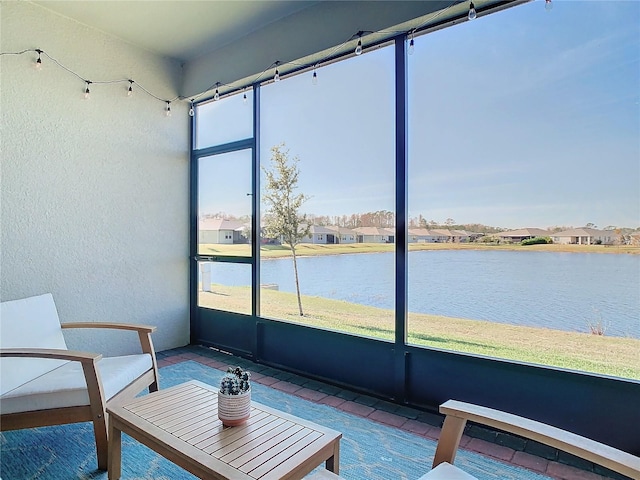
[199,285,640,381]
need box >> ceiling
[30,0,523,98]
[32,1,321,63]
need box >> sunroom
[1,0,638,478]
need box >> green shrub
[521,236,553,246]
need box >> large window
[197,149,252,258]
[192,1,639,381]
[259,45,396,338]
[195,91,253,149]
[407,1,640,379]
[195,93,255,313]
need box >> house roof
[408,228,435,236]
[498,228,550,238]
[430,229,454,237]
[308,225,338,235]
[354,227,394,236]
[199,218,246,232]
[552,228,606,237]
[325,226,358,235]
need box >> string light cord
[193,31,368,103]
[0,49,33,56]
[196,0,465,103]
[0,48,181,106]
[2,0,489,114]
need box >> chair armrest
[61,322,157,357]
[61,322,156,334]
[61,322,160,392]
[433,399,640,479]
[0,347,101,363]
[1,347,106,417]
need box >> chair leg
[432,415,467,468]
[93,411,109,470]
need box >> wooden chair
[422,399,640,479]
[0,293,159,471]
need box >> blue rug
[0,361,553,480]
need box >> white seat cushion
[1,293,70,395]
[418,462,479,480]
[0,353,152,414]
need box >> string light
[408,34,415,55]
[4,1,464,117]
[355,38,363,56]
[545,0,553,11]
[273,61,280,82]
[35,49,43,69]
[468,2,477,20]
[189,100,195,117]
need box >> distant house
[300,225,341,244]
[552,228,614,245]
[450,229,475,243]
[496,228,551,243]
[199,218,247,244]
[408,228,437,243]
[354,227,395,243]
[325,226,358,244]
[430,229,454,243]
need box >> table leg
[108,421,122,480]
[325,441,340,474]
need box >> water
[210,250,640,338]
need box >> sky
[199,0,639,230]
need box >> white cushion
[1,293,69,395]
[418,462,479,480]
[0,353,152,414]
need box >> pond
[214,250,640,338]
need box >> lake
[212,250,640,338]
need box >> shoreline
[200,242,640,258]
[199,287,640,380]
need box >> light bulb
[165,101,172,117]
[189,102,195,117]
[312,70,318,85]
[214,89,220,101]
[355,39,363,55]
[545,0,553,11]
[468,2,477,20]
[243,92,247,104]
[274,69,280,82]
[127,81,133,97]
[84,82,91,99]
[408,38,415,55]
[34,49,43,70]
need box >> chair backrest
[1,293,69,395]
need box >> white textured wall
[0,2,190,355]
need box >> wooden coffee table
[107,380,342,479]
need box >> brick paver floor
[157,345,621,480]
